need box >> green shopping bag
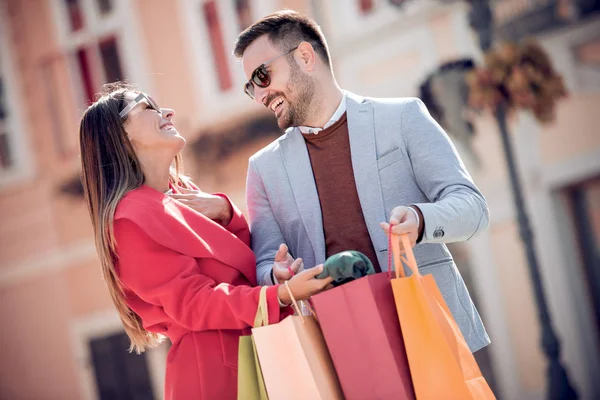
[237,286,269,400]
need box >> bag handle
[387,226,420,279]
[253,286,269,328]
[284,281,318,322]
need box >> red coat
[113,185,289,399]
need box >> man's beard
[277,64,315,130]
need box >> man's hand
[272,244,303,283]
[380,206,423,248]
[168,187,232,225]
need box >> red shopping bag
[311,271,415,399]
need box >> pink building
[0,0,598,398]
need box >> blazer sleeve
[246,158,285,286]
[114,218,284,331]
[402,98,490,243]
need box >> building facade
[0,0,598,399]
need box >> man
[233,10,490,352]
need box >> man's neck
[305,86,344,128]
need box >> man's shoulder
[248,129,295,165]
[364,94,420,108]
[346,91,422,113]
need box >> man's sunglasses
[244,46,298,100]
[119,93,161,119]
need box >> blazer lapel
[346,95,388,256]
[280,130,326,264]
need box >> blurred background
[0,0,598,399]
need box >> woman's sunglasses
[119,93,161,119]
[244,46,298,100]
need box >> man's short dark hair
[233,10,331,69]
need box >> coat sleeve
[114,218,284,331]
[246,158,286,286]
[214,193,251,247]
[402,98,490,244]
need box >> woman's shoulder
[114,185,169,221]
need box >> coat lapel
[117,186,257,284]
[346,94,388,256]
[280,130,326,264]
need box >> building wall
[0,0,598,399]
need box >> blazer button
[433,227,445,238]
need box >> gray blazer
[246,92,491,351]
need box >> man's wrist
[409,205,425,243]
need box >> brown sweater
[303,113,381,272]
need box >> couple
[79,10,490,400]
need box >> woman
[79,82,332,399]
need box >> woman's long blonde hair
[79,82,189,353]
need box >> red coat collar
[115,185,257,284]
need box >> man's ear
[296,41,317,72]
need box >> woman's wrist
[277,284,291,306]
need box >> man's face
[241,35,315,129]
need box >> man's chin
[276,116,293,130]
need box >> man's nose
[254,86,269,106]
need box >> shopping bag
[311,272,415,399]
[252,282,344,400]
[237,286,269,400]
[390,233,495,399]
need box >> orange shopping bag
[390,233,495,399]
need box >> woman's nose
[161,108,175,119]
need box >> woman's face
[122,91,185,154]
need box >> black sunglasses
[244,46,298,100]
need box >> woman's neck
[137,151,173,193]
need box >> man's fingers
[289,258,303,273]
[380,222,391,234]
[390,223,412,235]
[274,244,288,262]
[390,209,409,225]
[381,221,410,234]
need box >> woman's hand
[168,187,232,225]
[277,265,333,305]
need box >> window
[99,37,124,84]
[65,0,84,31]
[0,4,31,183]
[95,0,112,15]
[359,0,375,13]
[235,0,252,31]
[58,1,124,105]
[565,177,600,343]
[203,1,233,92]
[0,74,13,170]
[89,332,155,400]
[76,46,96,104]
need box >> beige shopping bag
[251,282,343,400]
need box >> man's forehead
[241,36,279,73]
